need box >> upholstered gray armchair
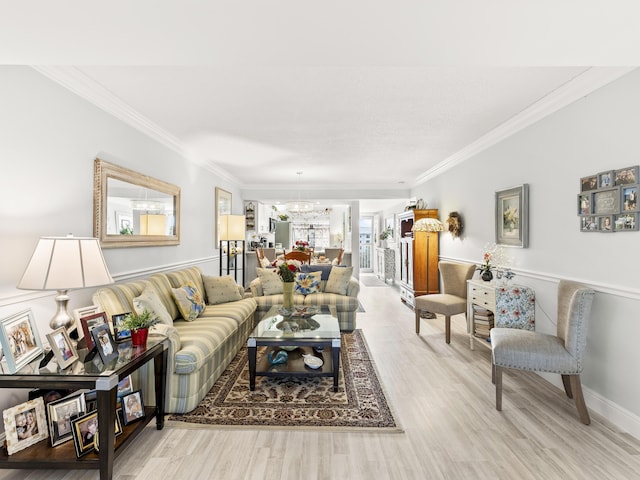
[414,261,476,343]
[490,280,595,424]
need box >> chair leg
[445,315,451,344]
[569,374,591,425]
[561,374,573,398]
[415,308,421,334]
[491,359,495,385]
[495,365,503,411]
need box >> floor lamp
[219,214,246,286]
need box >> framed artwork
[46,327,78,369]
[620,184,639,212]
[3,397,48,455]
[111,312,131,342]
[614,165,638,186]
[580,175,598,192]
[215,187,232,245]
[47,391,86,447]
[577,193,591,215]
[495,184,529,248]
[80,312,108,350]
[593,187,620,215]
[71,410,122,457]
[121,390,145,425]
[115,210,133,234]
[90,323,118,364]
[0,309,44,374]
[599,215,614,232]
[614,212,638,231]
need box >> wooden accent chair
[256,247,276,262]
[324,248,344,265]
[491,280,595,424]
[413,261,476,343]
[284,250,312,264]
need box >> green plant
[120,225,134,235]
[379,226,393,240]
[278,213,289,221]
[123,310,158,331]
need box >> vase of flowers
[477,248,494,282]
[379,226,393,247]
[274,259,302,311]
[293,240,309,252]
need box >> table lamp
[17,235,114,330]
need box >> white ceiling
[4,1,640,209]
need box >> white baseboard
[585,386,640,439]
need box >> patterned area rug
[167,330,402,432]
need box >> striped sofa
[249,266,360,331]
[92,266,256,414]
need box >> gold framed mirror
[94,158,181,248]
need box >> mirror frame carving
[94,158,181,248]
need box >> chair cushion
[414,294,466,316]
[491,328,580,374]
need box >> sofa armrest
[249,278,264,297]
[150,324,181,353]
[346,278,360,297]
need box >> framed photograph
[80,312,108,350]
[71,411,98,457]
[599,215,614,232]
[215,187,232,245]
[111,312,131,342]
[0,309,44,374]
[580,216,598,232]
[73,305,101,337]
[117,375,134,399]
[121,390,145,425]
[615,165,638,186]
[598,170,614,189]
[580,175,598,192]
[593,187,620,215]
[577,193,592,215]
[620,184,639,212]
[47,391,86,447]
[46,327,78,369]
[90,323,118,364]
[495,184,529,248]
[614,212,638,231]
[3,397,48,455]
[84,390,97,413]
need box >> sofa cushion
[295,271,322,295]
[325,266,354,295]
[173,317,238,374]
[133,285,174,326]
[200,298,257,327]
[202,275,243,305]
[299,264,333,281]
[256,268,283,295]
[171,284,206,321]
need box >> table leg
[248,338,257,391]
[332,339,340,392]
[154,345,167,430]
[96,380,117,480]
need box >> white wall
[411,69,640,437]
[0,67,240,417]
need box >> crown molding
[413,67,637,187]
[32,66,241,185]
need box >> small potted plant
[123,310,158,348]
[379,227,393,247]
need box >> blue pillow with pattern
[295,271,322,295]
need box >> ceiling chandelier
[286,171,314,214]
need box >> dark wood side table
[0,337,168,480]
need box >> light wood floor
[4,275,640,479]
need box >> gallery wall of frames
[578,165,639,232]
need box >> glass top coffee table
[248,305,341,392]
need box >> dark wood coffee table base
[248,338,341,392]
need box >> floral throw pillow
[295,271,322,295]
[171,284,205,321]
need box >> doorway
[359,216,374,272]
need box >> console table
[466,279,535,350]
[0,337,168,480]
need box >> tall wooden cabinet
[398,209,440,306]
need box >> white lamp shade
[412,218,444,232]
[18,236,114,290]
[219,215,246,241]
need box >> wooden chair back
[284,250,312,264]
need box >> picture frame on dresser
[495,184,529,248]
[0,309,44,374]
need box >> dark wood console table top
[0,337,168,480]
